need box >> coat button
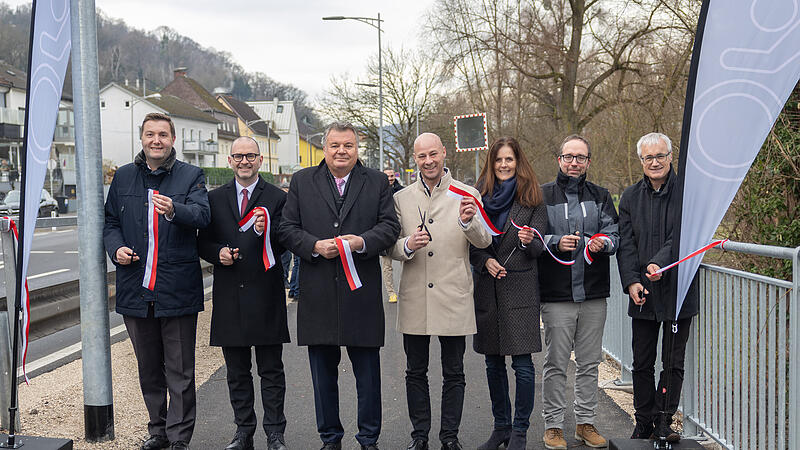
[333,221,339,228]
[428,251,433,257]
[428,218,433,224]
[428,283,433,288]
[239,283,244,288]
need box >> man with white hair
[617,132,698,442]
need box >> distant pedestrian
[381,168,403,303]
[470,137,547,450]
[198,137,290,450]
[104,112,210,450]
[279,181,300,300]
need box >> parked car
[0,189,59,217]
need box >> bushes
[202,167,274,187]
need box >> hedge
[202,167,274,186]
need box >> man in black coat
[198,137,290,450]
[279,121,400,450]
[104,113,210,450]
[617,132,699,442]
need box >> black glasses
[641,153,671,164]
[559,154,589,164]
[231,153,259,162]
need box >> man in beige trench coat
[390,133,492,450]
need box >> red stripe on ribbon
[446,185,504,236]
[653,239,728,275]
[4,217,30,384]
[238,206,277,271]
[583,233,613,265]
[142,189,159,291]
[334,237,362,291]
[510,219,575,266]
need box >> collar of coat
[642,166,675,196]
[416,168,451,196]
[556,169,586,193]
[134,148,177,174]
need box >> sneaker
[388,293,398,303]
[654,414,680,442]
[543,428,567,450]
[575,424,607,448]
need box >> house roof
[218,95,280,140]
[297,116,323,148]
[0,59,73,101]
[246,100,295,132]
[162,74,234,116]
[105,83,220,124]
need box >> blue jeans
[288,254,300,297]
[484,354,535,432]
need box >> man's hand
[152,193,174,217]
[518,227,534,245]
[407,228,431,251]
[253,208,266,234]
[314,239,339,259]
[219,247,239,265]
[628,282,649,305]
[115,246,139,265]
[339,234,364,252]
[558,233,581,252]
[459,197,477,223]
[645,263,662,281]
[485,258,507,279]
[587,236,605,253]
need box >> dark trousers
[124,309,198,443]
[485,354,535,432]
[281,252,292,288]
[222,345,286,437]
[289,254,300,297]
[308,345,381,445]
[631,317,692,426]
[403,334,466,444]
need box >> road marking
[55,230,72,234]
[64,251,78,254]
[27,269,69,280]
[30,251,55,254]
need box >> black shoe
[407,439,428,450]
[267,432,288,450]
[506,429,527,450]
[477,428,510,450]
[141,435,169,450]
[320,443,342,450]
[361,445,379,450]
[654,413,680,442]
[170,442,189,450]
[631,421,655,439]
[225,432,254,450]
[441,441,462,450]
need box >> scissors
[417,206,432,241]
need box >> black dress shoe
[141,435,169,450]
[320,442,342,450]
[407,439,429,450]
[267,432,288,450]
[225,432,254,450]
[440,441,462,450]
[170,442,189,450]
[361,445,379,450]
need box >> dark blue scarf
[482,177,517,246]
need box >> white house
[100,82,221,169]
[246,98,300,174]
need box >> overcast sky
[3,0,435,98]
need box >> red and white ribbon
[511,219,575,266]
[142,189,159,291]
[652,239,728,275]
[238,206,277,271]
[4,218,30,384]
[583,233,613,265]
[334,237,362,291]
[446,185,504,236]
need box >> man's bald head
[231,136,260,154]
[413,132,447,186]
[414,132,444,153]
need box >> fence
[602,241,800,449]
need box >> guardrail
[602,241,800,449]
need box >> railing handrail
[712,239,798,260]
[0,216,78,232]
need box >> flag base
[0,435,72,449]
[609,438,704,450]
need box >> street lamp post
[323,13,384,170]
[130,93,161,160]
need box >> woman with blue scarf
[470,137,547,450]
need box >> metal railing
[602,241,800,449]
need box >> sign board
[453,113,488,152]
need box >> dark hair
[559,134,591,158]
[477,137,543,207]
[141,112,175,138]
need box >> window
[0,92,6,108]
[210,132,214,141]
[190,129,194,141]
[124,100,131,109]
[198,130,202,142]
[276,105,283,113]
[99,98,106,109]
[182,128,185,139]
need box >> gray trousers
[124,309,198,443]
[540,299,606,429]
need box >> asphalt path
[194,264,633,449]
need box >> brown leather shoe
[575,423,608,448]
[543,428,567,450]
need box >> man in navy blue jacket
[104,112,210,450]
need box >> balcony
[182,140,219,154]
[54,125,74,141]
[0,107,24,126]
